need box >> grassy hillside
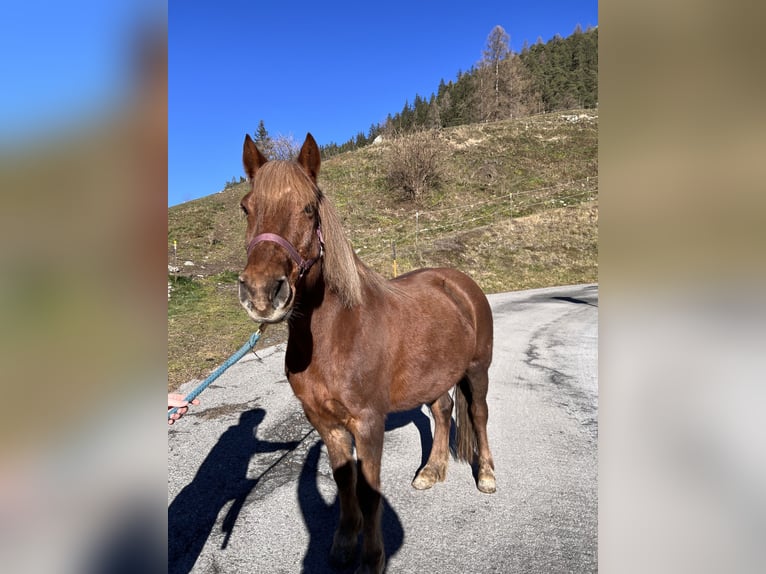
[168,110,598,390]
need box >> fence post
[391,241,398,277]
[415,211,420,259]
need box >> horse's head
[237,133,323,323]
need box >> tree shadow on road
[551,295,598,307]
[168,408,300,574]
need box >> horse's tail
[454,378,476,463]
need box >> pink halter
[246,224,324,280]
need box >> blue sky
[169,1,597,206]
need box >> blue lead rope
[168,328,264,420]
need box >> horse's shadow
[169,406,435,574]
[298,407,433,573]
[386,407,440,474]
[168,408,300,574]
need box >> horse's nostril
[271,277,290,309]
[272,279,284,300]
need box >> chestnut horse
[238,133,496,573]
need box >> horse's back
[392,266,490,315]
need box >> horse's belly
[389,362,467,411]
[386,315,478,410]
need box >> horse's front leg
[352,414,386,574]
[328,428,363,567]
[305,414,362,567]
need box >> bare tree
[270,133,302,160]
[504,56,544,117]
[482,25,511,114]
[475,25,542,121]
[384,129,446,200]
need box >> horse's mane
[317,188,396,307]
[255,160,393,308]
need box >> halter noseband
[246,224,324,280]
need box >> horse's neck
[290,261,366,332]
[290,271,335,328]
[285,270,343,367]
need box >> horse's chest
[286,370,357,426]
[285,370,317,405]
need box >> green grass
[167,276,205,316]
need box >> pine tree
[413,94,431,128]
[254,120,268,144]
[519,27,598,112]
[253,120,274,158]
[438,88,454,127]
[426,93,441,128]
[399,100,414,131]
[448,70,476,126]
[368,123,381,142]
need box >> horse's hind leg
[412,392,454,490]
[466,364,496,493]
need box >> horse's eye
[240,203,249,216]
[303,204,315,216]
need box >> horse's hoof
[412,473,435,490]
[412,465,444,490]
[330,533,358,567]
[477,473,496,494]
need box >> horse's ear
[243,134,268,180]
[297,133,321,182]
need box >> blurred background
[600,1,766,572]
[0,0,764,572]
[0,1,166,573]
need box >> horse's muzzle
[238,273,293,323]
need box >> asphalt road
[168,284,598,574]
